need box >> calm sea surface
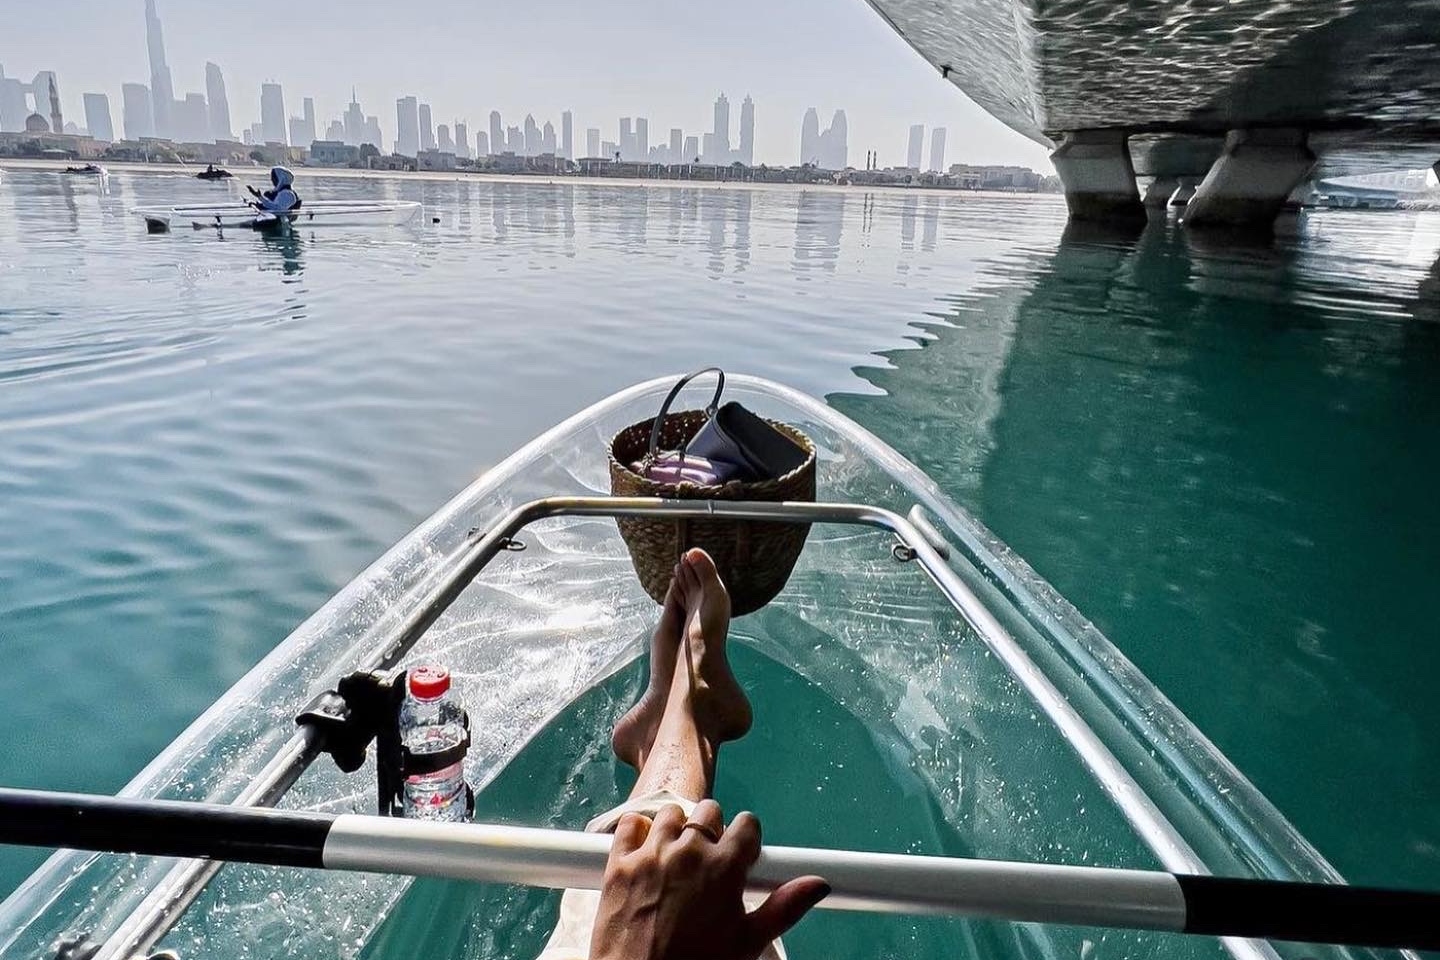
[1,168,1437,928]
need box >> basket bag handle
[646,368,725,462]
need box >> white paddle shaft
[323,815,1187,930]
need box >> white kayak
[0,376,1398,960]
[136,199,422,232]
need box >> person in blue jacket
[247,166,301,214]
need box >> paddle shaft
[1,788,1435,950]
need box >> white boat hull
[136,200,422,232]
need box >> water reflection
[492,180,512,239]
[696,189,752,277]
[456,179,471,233]
[560,184,575,241]
[257,228,305,280]
[839,214,1440,889]
[921,194,940,252]
[792,190,844,276]
[899,193,917,251]
[733,190,751,272]
[11,172,81,235]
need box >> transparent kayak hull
[134,200,422,230]
[0,376,1397,960]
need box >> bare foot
[611,574,685,769]
[673,548,752,745]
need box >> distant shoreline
[0,157,1063,200]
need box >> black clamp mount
[296,669,474,818]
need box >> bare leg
[626,548,752,801]
[611,575,685,770]
[536,551,759,960]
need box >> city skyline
[8,4,923,175]
[0,0,1051,170]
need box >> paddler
[246,166,301,214]
[536,549,828,960]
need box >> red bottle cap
[407,664,451,701]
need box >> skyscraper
[260,82,286,144]
[419,103,435,151]
[683,135,699,163]
[561,110,573,160]
[177,93,209,142]
[289,117,310,147]
[739,96,754,165]
[489,111,503,156]
[121,83,154,139]
[455,121,470,159]
[906,124,924,170]
[540,120,554,155]
[712,93,730,164]
[586,127,600,158]
[822,109,848,169]
[669,128,682,165]
[634,117,649,161]
[145,0,175,138]
[799,108,820,166]
[505,125,522,153]
[475,130,489,157]
[343,92,364,145]
[396,97,419,156]
[324,120,344,141]
[205,63,232,141]
[363,115,382,148]
[301,97,318,144]
[82,93,115,141]
[929,127,947,173]
[619,117,633,160]
[523,114,540,156]
[437,124,453,154]
[0,64,27,133]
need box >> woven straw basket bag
[608,371,816,616]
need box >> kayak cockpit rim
[89,494,1277,960]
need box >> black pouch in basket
[687,398,809,482]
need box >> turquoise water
[1,166,1437,933]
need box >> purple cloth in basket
[632,452,742,486]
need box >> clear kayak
[0,376,1405,960]
[135,199,422,232]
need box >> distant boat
[62,164,106,176]
[196,166,234,181]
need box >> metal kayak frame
[93,496,1279,960]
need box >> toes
[678,553,699,595]
[659,578,684,628]
[684,548,723,588]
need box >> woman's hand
[589,800,829,960]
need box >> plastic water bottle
[399,664,468,821]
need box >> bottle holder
[297,668,474,818]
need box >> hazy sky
[3,0,1053,170]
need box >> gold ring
[681,820,722,843]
